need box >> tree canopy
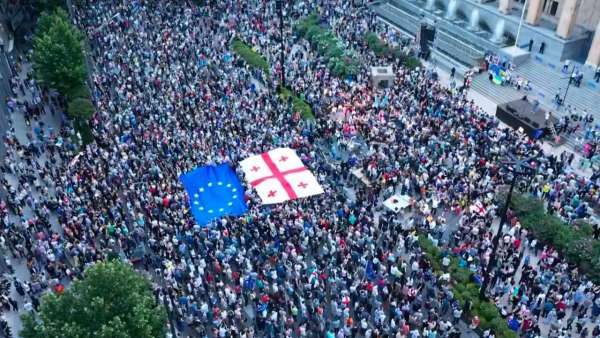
[34,0,66,14]
[67,97,94,121]
[35,6,69,36]
[21,261,167,338]
[32,8,86,96]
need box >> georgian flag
[240,148,324,205]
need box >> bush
[73,118,94,146]
[231,38,270,75]
[405,56,422,70]
[294,13,359,78]
[67,97,95,121]
[419,236,515,337]
[364,31,389,57]
[278,87,315,120]
[294,13,319,37]
[67,83,91,101]
[510,194,600,283]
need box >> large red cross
[249,152,306,200]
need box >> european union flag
[180,164,247,226]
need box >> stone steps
[516,60,600,117]
[471,73,581,150]
[372,2,420,36]
[430,48,470,76]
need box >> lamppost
[479,154,537,299]
[276,0,286,87]
[560,65,577,109]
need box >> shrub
[364,31,389,57]
[278,87,315,120]
[294,13,359,78]
[294,13,318,37]
[419,236,515,337]
[405,57,422,70]
[73,118,94,146]
[510,194,600,283]
[67,84,91,101]
[67,96,95,146]
[231,38,270,75]
[67,97,94,121]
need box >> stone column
[526,0,544,26]
[586,21,600,66]
[498,0,513,14]
[556,0,582,39]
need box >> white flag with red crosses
[240,147,324,205]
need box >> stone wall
[576,0,600,31]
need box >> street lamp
[560,65,577,108]
[276,0,286,87]
[479,153,537,299]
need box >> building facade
[374,0,600,66]
[494,0,600,65]
[511,0,600,31]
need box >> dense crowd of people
[1,1,600,337]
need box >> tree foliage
[364,31,422,70]
[364,31,389,57]
[294,13,359,78]
[35,7,69,36]
[231,38,270,75]
[510,194,600,283]
[20,261,167,338]
[419,236,518,338]
[278,87,315,120]
[32,8,86,96]
[67,97,94,121]
[34,0,66,14]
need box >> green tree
[32,8,86,96]
[21,261,167,338]
[67,97,94,121]
[34,0,66,14]
[35,7,69,36]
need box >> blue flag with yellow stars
[180,164,247,226]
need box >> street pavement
[0,50,14,198]
[0,60,65,337]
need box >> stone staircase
[372,2,421,36]
[516,59,600,117]
[470,70,583,151]
[470,73,523,105]
[472,60,600,118]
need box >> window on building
[549,1,559,16]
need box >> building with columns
[506,0,600,65]
[373,0,600,67]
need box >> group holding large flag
[181,148,324,226]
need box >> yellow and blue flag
[180,164,247,226]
